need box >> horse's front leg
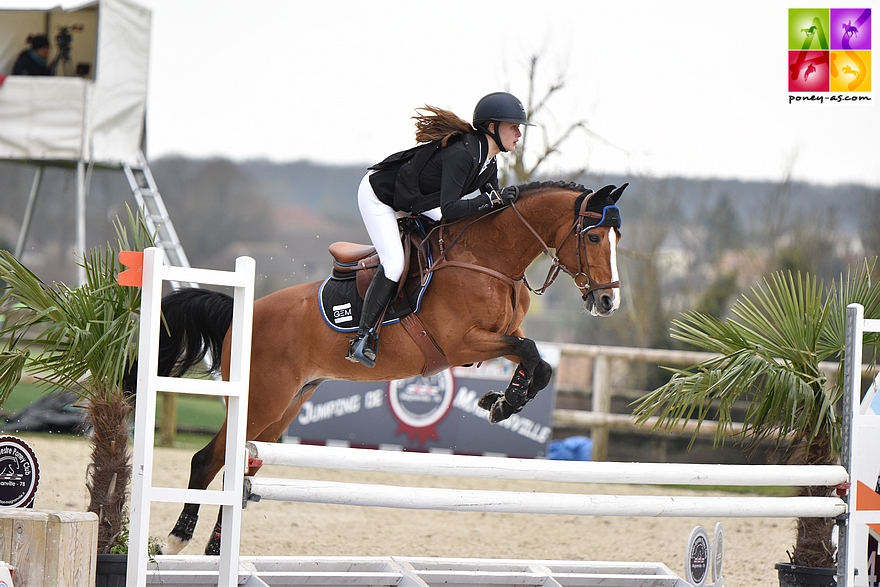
[475,334,552,424]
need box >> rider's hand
[499,185,518,205]
[485,185,518,208]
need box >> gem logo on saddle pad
[331,302,354,326]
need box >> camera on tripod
[55,24,83,61]
[52,24,84,75]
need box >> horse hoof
[161,534,188,555]
[477,391,501,411]
[489,398,512,424]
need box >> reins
[415,188,619,338]
[425,190,620,303]
[522,191,621,300]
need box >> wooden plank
[0,509,97,587]
[44,510,97,587]
[8,509,49,587]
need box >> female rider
[347,91,531,367]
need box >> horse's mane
[517,180,605,215]
[519,180,589,194]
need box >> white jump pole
[246,477,846,519]
[248,441,849,487]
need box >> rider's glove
[499,185,518,205]
[486,185,518,208]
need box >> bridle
[426,187,622,333]
[512,190,621,301]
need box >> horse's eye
[588,233,601,244]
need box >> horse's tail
[122,288,234,393]
[158,288,235,378]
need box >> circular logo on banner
[0,436,40,508]
[684,525,710,587]
[388,371,455,443]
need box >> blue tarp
[548,436,592,461]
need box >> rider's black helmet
[472,92,532,152]
[473,92,532,128]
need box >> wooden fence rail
[545,342,875,461]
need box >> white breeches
[358,173,442,282]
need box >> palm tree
[0,209,152,552]
[633,258,880,568]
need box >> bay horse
[155,180,627,555]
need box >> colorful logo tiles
[789,8,872,93]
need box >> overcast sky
[7,0,879,187]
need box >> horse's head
[503,181,626,317]
[562,183,626,317]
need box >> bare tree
[500,53,612,184]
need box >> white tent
[0,0,166,284]
[0,0,150,165]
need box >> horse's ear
[592,184,616,201]
[610,183,628,203]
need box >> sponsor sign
[685,526,710,587]
[284,348,557,457]
[0,436,40,508]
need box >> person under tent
[12,34,52,76]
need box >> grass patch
[657,484,796,497]
[1,381,44,413]
[1,381,225,445]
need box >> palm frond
[634,260,880,459]
[0,207,153,404]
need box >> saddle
[320,220,449,375]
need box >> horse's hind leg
[201,382,321,555]
[202,440,268,556]
[162,430,227,554]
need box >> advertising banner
[283,348,558,458]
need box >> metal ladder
[122,150,196,288]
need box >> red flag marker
[117,251,144,286]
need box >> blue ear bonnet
[583,204,621,232]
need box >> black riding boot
[346,266,398,368]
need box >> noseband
[513,191,621,300]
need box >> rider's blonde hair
[413,105,475,146]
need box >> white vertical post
[126,248,255,587]
[843,303,880,587]
[127,247,165,587]
[75,159,87,285]
[217,255,255,586]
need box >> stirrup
[346,330,378,368]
